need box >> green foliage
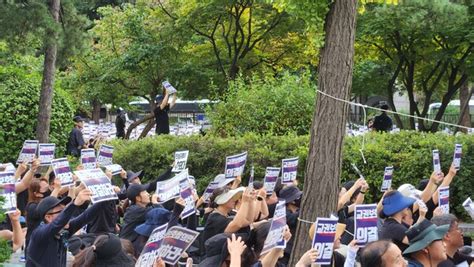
[0,49,76,163]
[112,132,474,221]
[0,239,11,263]
[206,71,316,136]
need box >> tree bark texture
[36,0,60,142]
[288,0,358,265]
[458,80,472,133]
[92,99,101,124]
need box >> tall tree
[289,0,358,265]
[36,0,60,142]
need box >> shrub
[206,71,316,137]
[111,132,474,221]
[0,55,76,163]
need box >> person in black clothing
[153,88,176,135]
[115,108,127,139]
[66,116,86,157]
[278,185,302,265]
[26,189,100,267]
[373,104,393,132]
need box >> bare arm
[8,210,24,252]
[338,178,364,210]
[432,165,456,204]
[169,93,177,109]
[15,158,40,193]
[421,171,443,204]
[160,92,170,110]
[225,189,254,233]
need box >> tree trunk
[36,0,60,142]
[92,99,101,124]
[124,114,154,139]
[288,0,358,265]
[458,79,471,133]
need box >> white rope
[297,217,315,224]
[316,89,472,131]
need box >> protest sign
[261,201,287,254]
[180,186,195,219]
[202,182,219,203]
[0,163,15,172]
[438,186,450,214]
[162,81,177,94]
[136,224,168,267]
[96,144,114,167]
[380,166,393,192]
[104,164,122,176]
[224,152,247,181]
[158,226,199,265]
[281,157,298,184]
[264,167,280,196]
[0,171,15,184]
[312,218,338,265]
[0,183,16,214]
[75,168,118,203]
[17,140,38,164]
[172,150,189,173]
[51,158,74,186]
[38,143,55,166]
[156,169,189,203]
[248,165,255,190]
[462,197,474,220]
[433,149,441,174]
[354,204,378,247]
[81,149,97,169]
[452,144,462,170]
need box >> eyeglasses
[47,209,63,215]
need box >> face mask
[41,189,52,198]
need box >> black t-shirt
[202,212,232,244]
[379,218,409,252]
[154,105,170,134]
[119,204,156,242]
[115,113,126,138]
[87,200,118,234]
[438,251,473,267]
[66,128,85,156]
[373,113,393,132]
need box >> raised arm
[15,158,40,193]
[225,189,254,233]
[8,210,24,252]
[432,164,456,204]
[338,178,364,211]
[420,171,443,204]
[147,167,173,192]
[169,93,177,109]
[160,91,170,110]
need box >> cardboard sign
[354,204,378,247]
[380,166,394,192]
[180,186,195,219]
[162,81,177,94]
[264,167,280,196]
[104,164,122,176]
[17,140,38,164]
[172,150,189,173]
[97,144,114,167]
[156,169,189,203]
[312,218,338,265]
[38,143,55,166]
[81,148,97,170]
[0,163,15,172]
[281,157,298,184]
[452,144,462,170]
[51,158,74,186]
[462,197,474,220]
[158,226,199,265]
[224,152,247,180]
[75,168,118,203]
[248,165,255,190]
[0,183,16,214]
[433,149,441,174]
[261,201,287,254]
[0,171,16,184]
[136,224,168,267]
[202,182,219,203]
[438,186,450,214]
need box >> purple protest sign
[438,186,449,214]
[433,149,441,174]
[75,168,118,204]
[0,171,16,184]
[354,204,378,247]
[180,186,195,219]
[156,169,189,204]
[202,182,219,203]
[51,158,74,186]
[261,201,287,254]
[312,218,338,265]
[17,140,38,164]
[380,166,393,192]
[281,157,298,184]
[224,152,247,181]
[96,144,114,167]
[158,226,199,265]
[38,143,55,166]
[452,144,462,170]
[462,197,474,220]
[105,164,122,176]
[136,224,168,267]
[81,148,97,170]
[0,183,16,214]
[264,167,280,196]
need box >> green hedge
[111,132,474,221]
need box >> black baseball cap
[126,184,149,202]
[73,116,84,123]
[36,196,72,219]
